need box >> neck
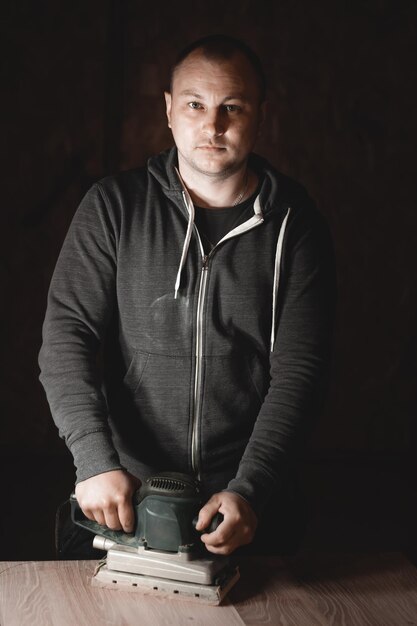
[177,157,255,209]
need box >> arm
[39,183,119,479]
[228,205,337,513]
[39,184,138,528]
[200,204,337,553]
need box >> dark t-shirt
[194,188,260,254]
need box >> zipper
[191,251,209,478]
[189,211,264,480]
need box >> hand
[196,491,258,555]
[75,469,141,533]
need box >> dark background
[1,0,416,560]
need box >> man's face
[165,50,265,179]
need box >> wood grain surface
[232,554,417,626]
[1,554,417,625]
[0,560,244,626]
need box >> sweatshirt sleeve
[39,183,123,482]
[226,203,337,516]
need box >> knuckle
[215,530,226,543]
[234,513,243,524]
[114,492,128,505]
[242,524,251,537]
[98,497,110,510]
[241,525,255,545]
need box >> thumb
[196,495,220,531]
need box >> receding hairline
[169,35,267,103]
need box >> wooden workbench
[1,553,417,625]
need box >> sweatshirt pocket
[122,352,193,468]
[123,350,150,394]
[204,352,268,414]
[200,351,269,470]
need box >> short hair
[170,34,267,103]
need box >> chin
[194,157,240,177]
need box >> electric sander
[71,472,240,604]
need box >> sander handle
[192,512,224,534]
[69,493,139,546]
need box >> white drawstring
[270,207,291,352]
[173,166,290,342]
[174,190,194,299]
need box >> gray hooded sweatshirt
[39,147,336,517]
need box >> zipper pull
[202,255,209,270]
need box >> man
[39,35,336,556]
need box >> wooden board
[231,554,417,625]
[0,560,244,626]
[1,554,417,625]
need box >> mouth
[197,145,227,151]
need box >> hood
[146,146,304,217]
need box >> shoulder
[251,153,321,222]
[93,147,178,205]
[252,155,334,258]
[95,166,149,202]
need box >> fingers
[198,491,258,555]
[83,508,106,527]
[201,518,253,555]
[85,500,133,533]
[201,519,235,551]
[80,497,131,531]
[116,496,135,532]
[195,495,221,531]
[75,469,139,533]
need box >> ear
[164,91,172,128]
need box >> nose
[202,108,226,138]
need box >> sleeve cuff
[225,463,286,518]
[68,430,124,483]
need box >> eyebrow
[178,90,248,102]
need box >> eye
[188,101,203,110]
[224,104,241,113]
